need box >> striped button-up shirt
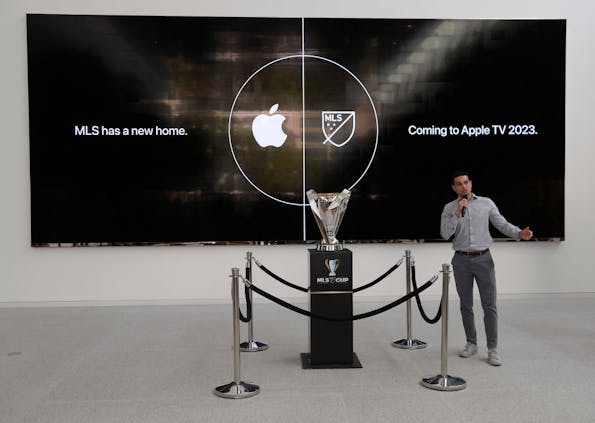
[440,194,521,251]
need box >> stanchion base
[240,341,269,352]
[392,338,427,349]
[421,374,466,391]
[213,381,260,399]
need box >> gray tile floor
[2,294,595,423]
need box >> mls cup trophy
[307,189,351,251]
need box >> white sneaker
[488,349,502,366]
[459,343,478,358]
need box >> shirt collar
[454,193,477,201]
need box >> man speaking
[440,171,533,366]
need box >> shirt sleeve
[440,203,458,240]
[488,199,522,240]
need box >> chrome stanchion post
[240,252,269,352]
[393,250,427,349]
[421,263,466,391]
[213,268,260,399]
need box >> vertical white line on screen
[302,17,307,241]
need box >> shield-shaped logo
[322,111,356,148]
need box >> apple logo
[251,103,288,147]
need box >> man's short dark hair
[452,171,471,184]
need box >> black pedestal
[303,248,361,368]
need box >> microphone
[460,194,468,217]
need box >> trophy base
[300,352,362,369]
[316,243,343,252]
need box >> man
[440,171,533,366]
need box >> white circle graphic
[228,54,379,206]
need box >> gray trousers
[451,251,498,350]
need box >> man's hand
[456,197,469,217]
[520,227,533,240]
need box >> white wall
[1,0,594,305]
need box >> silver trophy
[307,189,351,251]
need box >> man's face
[452,175,472,197]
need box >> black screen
[27,15,565,246]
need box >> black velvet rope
[411,265,441,324]
[254,262,309,293]
[352,259,403,292]
[238,285,252,323]
[238,266,253,323]
[255,257,403,294]
[246,276,436,322]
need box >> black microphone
[460,194,468,217]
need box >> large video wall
[27,15,566,245]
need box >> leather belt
[455,249,489,256]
